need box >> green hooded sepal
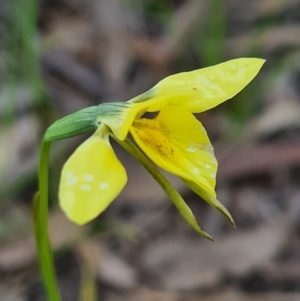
[44,106,98,142]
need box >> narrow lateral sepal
[114,137,214,241]
[183,179,235,227]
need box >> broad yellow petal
[59,130,127,225]
[150,58,265,113]
[130,105,217,197]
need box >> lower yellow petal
[130,105,217,197]
[59,130,127,225]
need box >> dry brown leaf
[107,289,300,301]
[245,101,300,142]
[76,239,137,289]
[0,210,87,271]
[42,16,93,54]
[0,114,40,188]
[253,0,300,16]
[217,142,300,180]
[185,292,300,301]
[142,215,290,290]
[227,25,300,56]
[0,286,25,301]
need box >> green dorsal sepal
[44,106,98,142]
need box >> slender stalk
[33,140,61,301]
[113,137,213,241]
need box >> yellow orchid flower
[57,58,265,228]
[35,57,265,301]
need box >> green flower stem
[33,140,61,301]
[113,136,214,241]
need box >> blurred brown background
[1,0,300,300]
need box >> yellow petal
[130,105,217,197]
[59,130,127,225]
[151,58,265,113]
